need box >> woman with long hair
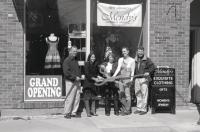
[83,52,99,117]
[101,53,119,116]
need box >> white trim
[147,0,150,57]
[24,99,64,102]
[23,0,26,102]
[86,0,91,60]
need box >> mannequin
[44,33,61,72]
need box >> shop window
[20,0,148,101]
[25,0,86,75]
[90,0,147,63]
[24,0,86,100]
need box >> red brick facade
[150,0,191,105]
[0,0,192,108]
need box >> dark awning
[12,0,86,34]
[57,0,86,29]
[12,0,24,27]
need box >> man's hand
[92,76,104,82]
[76,77,81,81]
[144,72,149,76]
[97,76,104,80]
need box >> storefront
[24,0,149,102]
[0,0,198,108]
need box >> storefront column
[86,0,91,59]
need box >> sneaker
[134,110,141,114]
[64,113,71,119]
[139,111,147,115]
[87,114,92,117]
[90,112,98,116]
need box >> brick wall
[0,0,24,108]
[0,0,65,109]
[0,0,192,108]
[150,0,191,105]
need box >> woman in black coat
[100,53,119,116]
[83,52,100,117]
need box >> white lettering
[38,88,43,97]
[154,81,174,85]
[47,78,53,86]
[56,87,62,97]
[27,87,33,97]
[41,79,47,87]
[157,99,170,102]
[29,78,35,87]
[33,88,37,97]
[27,87,62,98]
[52,78,58,86]
[36,78,41,87]
[158,103,169,107]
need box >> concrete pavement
[0,106,200,132]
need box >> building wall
[0,0,24,108]
[0,0,64,109]
[0,0,192,108]
[150,0,191,105]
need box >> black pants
[104,83,119,115]
[83,88,96,115]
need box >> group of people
[62,45,155,119]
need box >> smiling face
[108,55,114,63]
[137,49,144,58]
[122,48,129,57]
[90,54,96,63]
[69,46,77,57]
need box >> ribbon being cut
[94,74,145,86]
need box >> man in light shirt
[113,47,135,115]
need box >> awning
[57,0,86,29]
[12,0,86,34]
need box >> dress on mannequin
[44,33,61,69]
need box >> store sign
[97,2,142,27]
[25,76,63,101]
[152,76,175,85]
[151,68,176,113]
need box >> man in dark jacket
[63,45,81,119]
[134,46,155,115]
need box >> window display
[44,33,61,70]
[24,0,147,101]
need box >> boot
[84,100,91,117]
[105,98,111,116]
[113,99,119,116]
[91,100,98,116]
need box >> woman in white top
[113,47,135,115]
[100,53,119,116]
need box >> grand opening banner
[97,2,142,27]
[25,76,63,101]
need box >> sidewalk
[0,105,197,119]
[0,106,199,132]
